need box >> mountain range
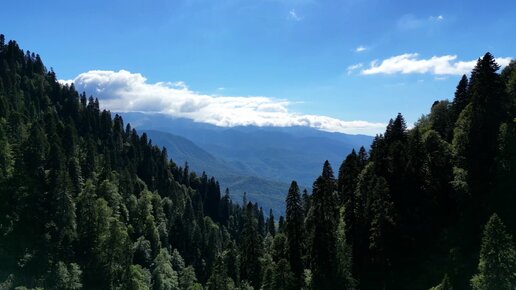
[118,112,374,214]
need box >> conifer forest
[0,35,516,290]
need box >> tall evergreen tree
[467,53,509,202]
[336,208,356,289]
[272,259,295,290]
[451,74,470,121]
[307,161,339,290]
[338,150,359,205]
[337,151,360,248]
[207,255,234,290]
[285,181,304,289]
[471,214,516,290]
[267,209,276,236]
[367,177,395,289]
[493,122,516,232]
[239,203,262,289]
[152,249,179,290]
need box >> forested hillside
[0,35,515,290]
[0,36,262,290]
[115,113,373,214]
[140,129,291,216]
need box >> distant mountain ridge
[120,112,374,213]
[143,129,290,214]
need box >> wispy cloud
[397,14,445,30]
[347,63,363,75]
[361,53,512,76]
[63,70,386,135]
[429,15,444,22]
[355,46,367,53]
[288,9,302,21]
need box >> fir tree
[239,203,262,289]
[451,74,470,121]
[152,249,179,290]
[308,161,339,290]
[467,53,509,202]
[471,214,516,290]
[285,181,305,289]
[336,208,356,289]
[267,208,276,236]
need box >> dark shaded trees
[2,36,516,290]
[307,161,339,290]
[239,203,262,289]
[285,181,304,289]
[451,74,470,121]
[0,35,268,290]
[471,214,516,290]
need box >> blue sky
[1,0,515,134]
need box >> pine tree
[285,181,304,289]
[307,161,339,290]
[239,203,262,289]
[207,255,234,290]
[272,259,295,290]
[261,265,274,290]
[278,216,286,234]
[128,265,151,290]
[493,122,516,231]
[429,100,453,140]
[451,74,469,121]
[267,208,276,236]
[471,214,516,290]
[336,208,356,289]
[258,206,265,236]
[222,241,239,284]
[467,53,509,201]
[385,113,407,143]
[219,188,231,226]
[451,104,472,196]
[152,249,179,290]
[134,236,153,268]
[337,151,360,247]
[102,218,132,290]
[49,262,83,290]
[367,177,395,289]
[178,266,200,290]
[0,121,14,179]
[75,183,112,289]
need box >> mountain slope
[120,112,374,187]
[144,129,291,214]
[143,129,235,177]
[0,35,257,289]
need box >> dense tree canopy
[0,36,515,290]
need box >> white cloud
[361,53,512,76]
[288,9,302,21]
[65,70,386,135]
[59,79,74,86]
[355,46,367,52]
